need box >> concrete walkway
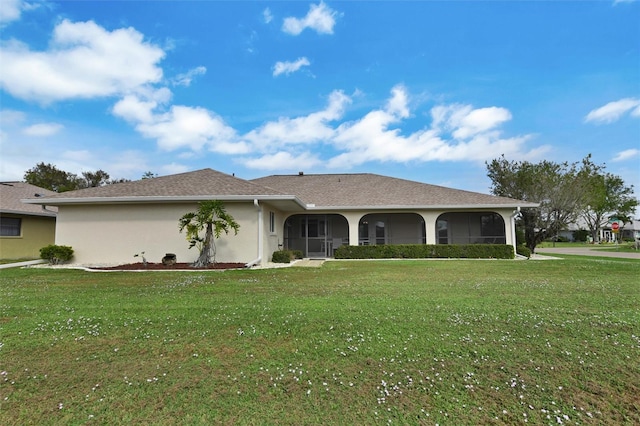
[0,259,46,269]
[293,259,326,267]
[535,246,640,260]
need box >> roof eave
[1,208,57,217]
[21,194,307,208]
[307,202,540,211]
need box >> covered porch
[283,211,511,258]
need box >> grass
[591,243,639,253]
[1,258,639,425]
[536,241,639,253]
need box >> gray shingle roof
[252,173,535,208]
[23,168,536,210]
[0,182,57,216]
[32,169,286,201]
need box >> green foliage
[24,162,82,192]
[39,244,74,264]
[24,162,128,192]
[271,250,304,263]
[271,250,292,263]
[515,226,526,246]
[487,155,598,253]
[141,171,158,179]
[516,244,531,258]
[334,244,514,259]
[580,172,638,242]
[572,229,589,242]
[178,200,240,267]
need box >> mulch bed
[92,262,247,271]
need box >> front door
[306,217,329,258]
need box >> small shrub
[516,245,531,258]
[272,250,292,263]
[40,245,74,265]
[572,229,589,242]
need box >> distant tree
[178,200,240,267]
[24,163,130,192]
[24,162,82,192]
[580,172,637,242]
[141,171,158,179]
[486,155,593,252]
[81,170,111,188]
[108,177,132,184]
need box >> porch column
[342,212,363,246]
[420,212,440,245]
[499,210,518,250]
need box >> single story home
[558,219,640,243]
[23,168,537,266]
[1,182,57,259]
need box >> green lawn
[1,258,638,425]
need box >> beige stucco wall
[54,202,260,265]
[0,214,56,259]
[263,205,286,263]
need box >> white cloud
[282,2,338,35]
[136,105,243,153]
[243,151,322,171]
[613,0,637,5]
[173,66,206,87]
[23,122,64,137]
[160,162,190,175]
[113,93,249,154]
[0,109,25,125]
[0,0,22,24]
[612,148,640,162]
[0,19,165,103]
[273,57,311,77]
[243,90,350,148]
[263,7,273,24]
[325,86,536,169]
[584,98,640,124]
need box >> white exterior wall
[55,202,259,265]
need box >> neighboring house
[559,218,640,243]
[0,182,57,259]
[605,219,640,243]
[23,168,537,266]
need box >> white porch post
[499,209,518,252]
[342,212,362,246]
[420,212,440,245]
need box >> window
[269,211,276,234]
[436,219,448,244]
[481,213,501,236]
[0,217,21,237]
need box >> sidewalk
[535,247,640,260]
[0,259,46,270]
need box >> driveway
[535,246,640,260]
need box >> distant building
[0,182,57,259]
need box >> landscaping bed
[93,262,246,270]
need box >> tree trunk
[193,223,214,267]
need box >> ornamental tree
[486,155,593,252]
[580,172,637,242]
[178,200,240,267]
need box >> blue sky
[1,0,638,195]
